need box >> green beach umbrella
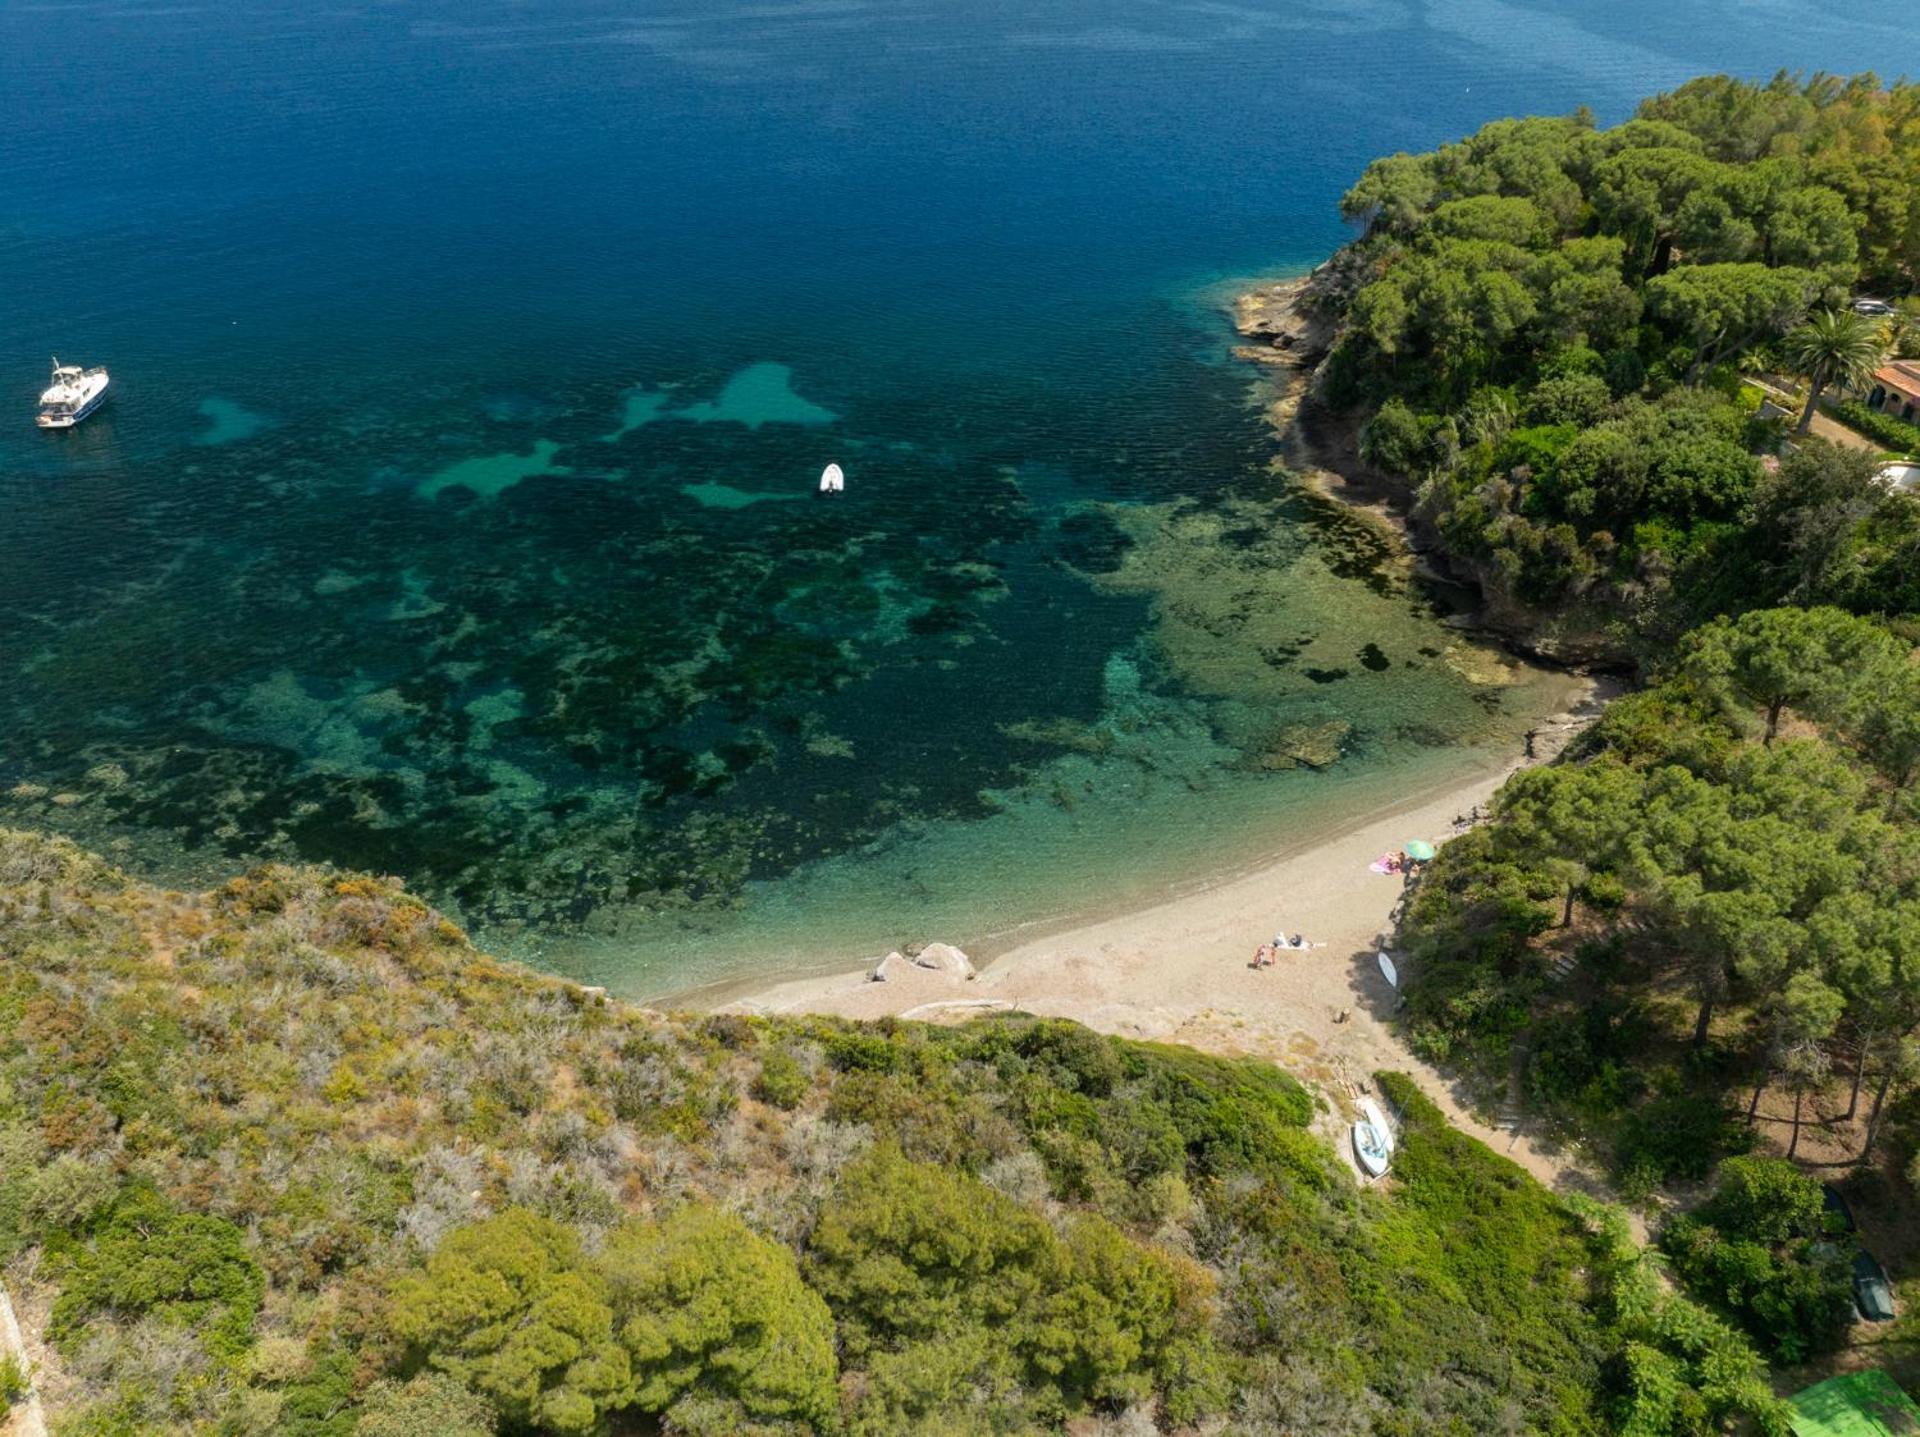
[1404,839,1436,861]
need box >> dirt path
[0,1280,48,1437]
[1748,377,1886,454]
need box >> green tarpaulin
[1789,1371,1920,1437]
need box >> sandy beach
[713,677,1629,1202]
[695,273,1636,1203]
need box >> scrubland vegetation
[1,827,1790,1436]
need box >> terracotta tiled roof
[1875,360,1920,403]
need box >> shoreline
[669,266,1576,1017]
[680,267,1630,1200]
[706,680,1605,1037]
[677,267,1551,995]
[569,265,1592,1006]
[1234,272,1631,670]
[675,722,1571,1016]
[683,267,1597,1033]
[1233,274,1416,536]
[703,674,1623,1199]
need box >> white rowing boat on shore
[1359,1096,1395,1150]
[1353,1117,1391,1177]
[1353,1095,1395,1177]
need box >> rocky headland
[1233,272,1629,669]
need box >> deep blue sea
[1,0,1911,991]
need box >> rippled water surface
[0,0,1908,990]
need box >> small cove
[0,0,1904,993]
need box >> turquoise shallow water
[0,0,1910,991]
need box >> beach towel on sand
[1369,854,1398,875]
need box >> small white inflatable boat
[818,463,845,496]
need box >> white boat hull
[1353,1120,1391,1177]
[1359,1096,1396,1153]
[36,366,109,429]
[36,392,107,429]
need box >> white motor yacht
[37,358,110,429]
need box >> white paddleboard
[1377,950,1398,989]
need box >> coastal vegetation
[1289,70,1920,1373]
[1829,396,1920,456]
[1393,595,1920,1307]
[1,827,1786,1436]
[1657,1157,1856,1364]
[1781,308,1887,434]
[1322,71,1920,657]
[11,63,1920,1437]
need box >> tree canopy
[605,1205,838,1429]
[1326,73,1918,643]
[387,1210,630,1436]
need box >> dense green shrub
[274,1349,361,1437]
[386,1209,630,1436]
[1121,1042,1322,1186]
[605,1205,838,1429]
[1525,996,1647,1123]
[807,1144,1225,1426]
[750,1047,809,1109]
[1830,398,1920,455]
[353,1373,493,1437]
[1573,1199,1790,1437]
[1008,1017,1126,1096]
[1658,1158,1855,1363]
[819,1026,910,1074]
[1694,1155,1832,1241]
[1398,826,1556,1071]
[1615,1092,1754,1195]
[1360,1074,1614,1434]
[48,1186,265,1363]
[1525,371,1615,426]
[1525,395,1758,537]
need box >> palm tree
[1781,308,1889,434]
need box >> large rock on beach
[910,942,975,978]
[870,951,915,983]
